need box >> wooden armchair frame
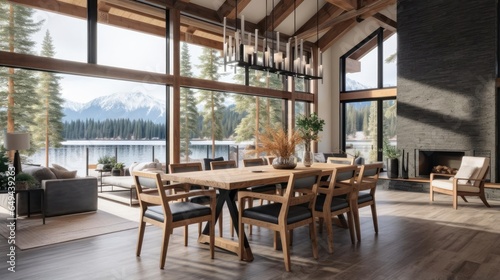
[133,171,216,269]
[430,156,490,209]
[238,169,321,271]
[314,165,360,253]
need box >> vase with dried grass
[255,125,302,169]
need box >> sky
[30,8,396,103]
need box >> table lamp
[4,132,30,174]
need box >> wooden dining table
[161,162,345,261]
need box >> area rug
[0,210,137,250]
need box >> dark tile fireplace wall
[397,0,498,182]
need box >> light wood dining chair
[326,156,355,165]
[210,160,237,170]
[314,165,360,253]
[351,162,383,242]
[264,156,276,165]
[132,170,216,269]
[238,169,321,272]
[169,162,224,239]
[242,158,281,235]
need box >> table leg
[200,189,253,261]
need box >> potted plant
[296,113,325,167]
[353,150,365,165]
[112,162,125,176]
[97,155,116,171]
[255,125,302,169]
[15,172,38,190]
[383,141,400,178]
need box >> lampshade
[4,132,30,151]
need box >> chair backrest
[327,156,355,165]
[282,170,322,209]
[322,165,359,201]
[132,171,170,215]
[169,162,203,173]
[457,156,489,187]
[243,158,265,167]
[357,162,383,193]
[203,157,224,170]
[210,160,237,170]
[264,156,276,165]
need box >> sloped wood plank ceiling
[8,0,396,55]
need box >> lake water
[28,140,247,176]
[27,139,385,176]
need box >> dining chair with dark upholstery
[132,170,216,269]
[238,169,321,271]
[352,162,383,242]
[169,162,223,239]
[241,158,281,235]
[314,165,360,253]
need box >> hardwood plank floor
[1,186,499,280]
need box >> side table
[14,188,45,230]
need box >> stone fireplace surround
[397,0,497,183]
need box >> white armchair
[429,156,490,209]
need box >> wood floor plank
[1,186,499,279]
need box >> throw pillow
[23,166,57,184]
[51,163,69,171]
[203,157,224,170]
[452,165,477,185]
[50,168,78,179]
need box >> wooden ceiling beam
[304,0,394,38]
[372,12,397,31]
[258,0,303,32]
[216,0,252,21]
[318,18,357,51]
[8,0,87,18]
[101,0,166,21]
[325,0,357,11]
[294,3,343,40]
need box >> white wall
[317,17,385,153]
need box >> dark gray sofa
[0,165,98,217]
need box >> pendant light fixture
[222,0,323,80]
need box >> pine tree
[233,68,282,143]
[197,47,226,158]
[180,42,199,161]
[32,30,65,166]
[0,1,43,157]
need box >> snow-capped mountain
[345,77,369,91]
[63,92,166,123]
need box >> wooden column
[168,8,181,163]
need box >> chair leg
[346,211,355,244]
[461,195,469,202]
[136,221,146,256]
[184,225,188,246]
[309,220,318,259]
[238,220,245,261]
[324,213,334,254]
[453,195,458,210]
[160,226,172,269]
[280,229,292,272]
[479,193,491,208]
[370,203,378,234]
[248,198,253,236]
[430,187,434,201]
[209,220,215,259]
[352,204,361,242]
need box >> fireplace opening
[417,150,465,177]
